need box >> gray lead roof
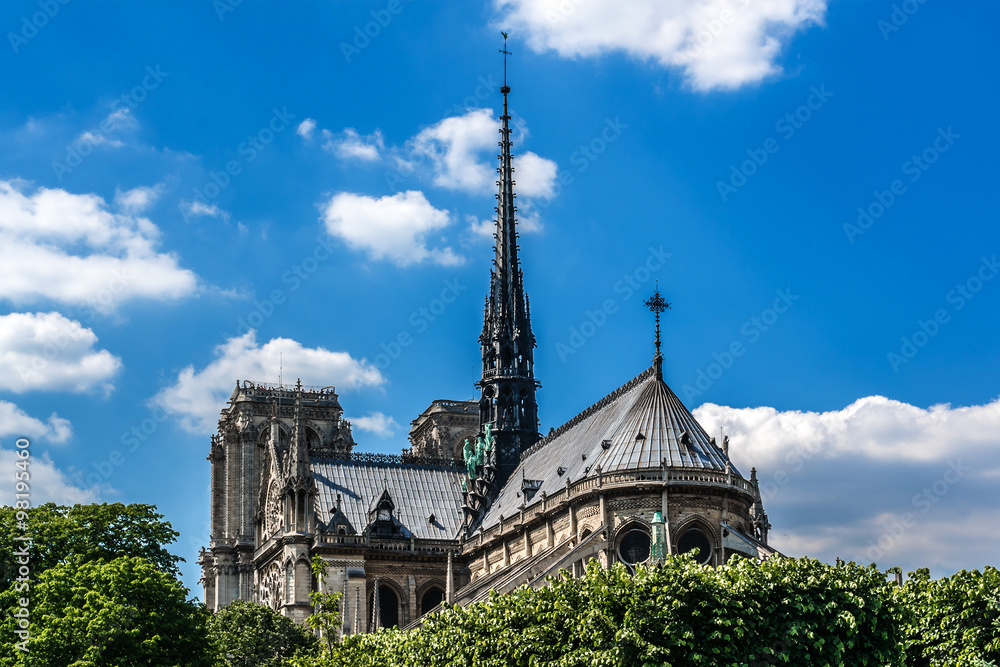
[476,366,738,532]
[312,458,465,540]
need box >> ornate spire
[474,32,540,499]
[643,283,671,380]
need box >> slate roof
[477,366,737,531]
[311,458,465,540]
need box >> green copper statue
[483,422,493,453]
[461,478,468,493]
[463,438,477,478]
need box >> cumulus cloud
[296,118,317,140]
[694,396,1000,575]
[350,412,399,437]
[0,312,122,394]
[0,447,101,504]
[323,128,385,161]
[497,0,826,91]
[152,331,384,434]
[114,184,165,214]
[321,190,462,267]
[0,180,198,312]
[0,401,72,442]
[412,109,498,193]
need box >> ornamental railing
[463,465,754,554]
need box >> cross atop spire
[644,282,671,380]
[500,31,511,91]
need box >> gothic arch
[672,515,717,565]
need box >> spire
[643,283,671,380]
[474,32,540,505]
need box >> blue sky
[1,0,998,593]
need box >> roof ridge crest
[519,366,655,462]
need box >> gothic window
[370,585,399,629]
[285,561,293,604]
[420,587,445,616]
[677,527,713,565]
[618,527,651,565]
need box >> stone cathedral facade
[200,61,778,632]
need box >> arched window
[677,527,713,565]
[370,584,399,629]
[420,586,445,616]
[617,527,651,565]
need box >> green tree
[207,599,319,667]
[901,566,1000,666]
[0,555,211,667]
[0,503,182,589]
[306,556,344,656]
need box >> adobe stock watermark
[52,65,169,181]
[7,0,69,53]
[685,0,752,60]
[716,85,834,202]
[181,107,295,222]
[555,245,670,362]
[682,289,799,402]
[863,459,969,561]
[878,0,930,40]
[383,74,502,190]
[537,116,629,212]
[374,278,467,370]
[10,437,32,653]
[843,127,960,244]
[340,0,412,63]
[68,405,172,494]
[226,235,338,340]
[887,254,997,372]
[756,437,824,504]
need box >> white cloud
[515,152,559,199]
[180,198,231,223]
[412,109,498,193]
[0,180,198,312]
[694,395,1000,467]
[73,108,138,149]
[0,401,72,442]
[323,127,384,161]
[350,412,399,437]
[152,331,385,434]
[0,312,121,394]
[694,396,1000,575]
[321,190,462,267]
[0,447,100,504]
[78,131,124,149]
[297,118,317,140]
[497,0,826,91]
[115,184,165,214]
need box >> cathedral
[200,54,778,633]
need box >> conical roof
[475,366,739,532]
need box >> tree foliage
[305,556,343,657]
[0,555,211,667]
[899,566,1000,666]
[206,599,319,667]
[303,555,908,667]
[0,503,182,589]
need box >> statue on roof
[463,438,476,478]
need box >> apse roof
[478,366,737,531]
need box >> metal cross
[500,32,511,85]
[644,282,671,369]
